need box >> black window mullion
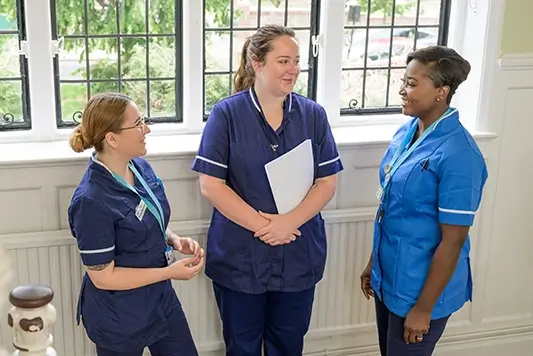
[203,0,319,120]
[307,0,320,101]
[340,0,452,116]
[0,0,31,131]
[174,0,183,121]
[52,0,183,128]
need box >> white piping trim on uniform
[318,156,340,167]
[438,207,476,215]
[91,153,114,174]
[195,155,228,169]
[432,108,458,130]
[79,245,115,254]
[248,87,292,113]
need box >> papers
[264,139,314,214]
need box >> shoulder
[69,189,111,218]
[211,90,250,115]
[292,93,326,117]
[440,125,484,163]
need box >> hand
[172,236,203,256]
[254,211,300,246]
[360,262,374,300]
[166,255,205,281]
[403,306,431,344]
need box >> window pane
[0,0,30,131]
[341,0,449,115]
[203,0,319,118]
[53,0,182,127]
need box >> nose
[398,83,406,96]
[288,61,299,74]
[142,122,151,135]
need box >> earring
[436,98,440,102]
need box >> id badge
[165,245,176,266]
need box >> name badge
[165,245,177,266]
[135,200,147,221]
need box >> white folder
[264,139,314,214]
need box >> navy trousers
[213,282,315,356]
[375,298,450,356]
[95,303,198,356]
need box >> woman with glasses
[68,92,204,356]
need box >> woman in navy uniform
[360,46,488,355]
[68,93,204,356]
[191,24,344,355]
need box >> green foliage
[0,0,311,121]
[0,37,22,118]
[355,0,415,20]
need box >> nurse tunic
[191,88,344,294]
[371,108,488,320]
[68,156,193,352]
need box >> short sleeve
[68,197,115,266]
[191,103,229,180]
[438,150,488,226]
[316,106,344,178]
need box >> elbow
[316,176,337,199]
[199,174,225,200]
[86,264,114,290]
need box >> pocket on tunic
[206,220,252,274]
[394,243,430,302]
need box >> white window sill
[0,124,498,168]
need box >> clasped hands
[253,211,300,246]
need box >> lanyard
[379,108,456,199]
[92,156,166,242]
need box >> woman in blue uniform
[68,92,204,356]
[191,24,343,355]
[360,46,488,355]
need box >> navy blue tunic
[192,88,344,294]
[68,156,180,352]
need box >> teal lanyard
[380,108,456,196]
[93,156,166,242]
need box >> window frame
[0,0,505,144]
[49,0,184,128]
[201,0,322,121]
[0,0,31,131]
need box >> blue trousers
[375,298,450,356]
[95,303,198,356]
[213,282,315,356]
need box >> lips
[401,98,412,107]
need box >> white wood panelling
[0,55,532,355]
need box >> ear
[251,54,261,72]
[104,131,119,149]
[436,85,450,102]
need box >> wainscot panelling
[0,54,532,355]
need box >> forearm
[202,183,268,232]
[287,178,336,228]
[88,261,171,291]
[415,241,462,312]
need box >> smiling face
[399,59,449,118]
[252,35,300,96]
[104,101,151,159]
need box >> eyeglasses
[118,116,152,131]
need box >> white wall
[0,55,531,356]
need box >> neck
[96,152,130,180]
[418,106,451,132]
[253,84,286,111]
